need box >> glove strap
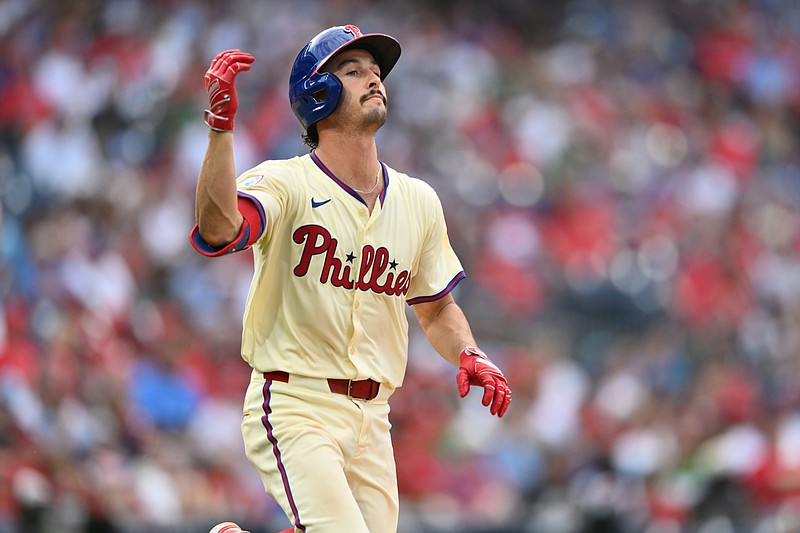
[462,346,488,359]
[204,109,233,132]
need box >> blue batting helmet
[289,25,401,132]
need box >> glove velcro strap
[461,346,488,359]
[204,109,233,132]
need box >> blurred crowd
[2,0,800,532]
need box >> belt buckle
[346,379,357,401]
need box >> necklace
[352,167,381,195]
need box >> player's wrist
[204,109,235,132]
[460,345,487,364]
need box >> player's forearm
[415,297,476,366]
[195,131,244,246]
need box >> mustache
[360,90,386,105]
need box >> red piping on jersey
[309,151,388,206]
[260,379,306,531]
[406,271,466,305]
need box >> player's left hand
[456,346,511,417]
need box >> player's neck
[315,134,380,189]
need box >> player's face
[323,48,387,133]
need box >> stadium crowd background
[1,0,800,532]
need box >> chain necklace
[352,167,381,195]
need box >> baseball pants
[241,369,398,533]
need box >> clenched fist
[456,346,512,417]
[204,49,255,132]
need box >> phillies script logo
[343,25,362,38]
[293,225,410,296]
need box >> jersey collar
[310,151,388,206]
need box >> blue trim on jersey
[310,151,388,207]
[378,161,388,205]
[190,222,251,256]
[406,271,466,305]
[260,379,306,531]
[190,226,225,255]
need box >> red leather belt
[263,371,381,401]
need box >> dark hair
[302,124,319,150]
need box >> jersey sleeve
[190,164,291,257]
[406,186,465,305]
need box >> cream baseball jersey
[191,152,465,388]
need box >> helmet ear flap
[290,72,343,132]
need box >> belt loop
[346,379,354,400]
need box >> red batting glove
[204,49,255,132]
[456,346,512,417]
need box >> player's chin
[363,107,387,128]
[363,103,387,119]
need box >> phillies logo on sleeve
[292,224,410,296]
[241,175,264,188]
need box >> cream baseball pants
[242,369,398,533]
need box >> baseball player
[192,25,512,533]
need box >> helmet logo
[343,25,362,37]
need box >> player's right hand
[204,49,255,132]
